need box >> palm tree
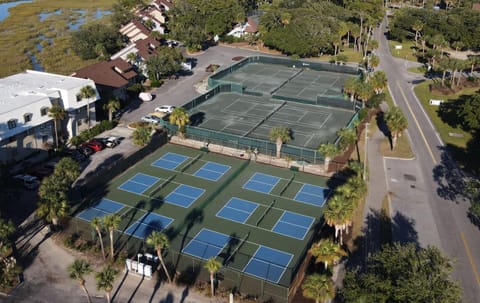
[369,71,387,94]
[103,98,120,122]
[269,127,291,158]
[132,125,152,146]
[309,239,346,270]
[68,259,93,303]
[467,54,480,74]
[343,77,358,102]
[336,127,356,151]
[412,20,423,47]
[91,217,106,260]
[0,217,15,253]
[301,274,335,303]
[54,157,80,186]
[169,107,190,138]
[145,231,172,283]
[48,105,66,148]
[355,81,373,108]
[95,266,118,303]
[126,52,138,65]
[318,143,340,172]
[323,195,354,245]
[37,199,69,227]
[78,85,97,129]
[204,257,222,297]
[102,214,120,260]
[384,106,408,150]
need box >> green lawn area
[414,81,474,148]
[315,46,364,64]
[0,0,115,77]
[388,40,418,61]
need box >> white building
[0,70,99,163]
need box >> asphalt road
[375,16,480,302]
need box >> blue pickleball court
[76,199,125,222]
[272,211,314,240]
[182,229,230,260]
[151,152,189,170]
[294,184,331,207]
[194,162,231,181]
[216,197,258,223]
[242,172,280,194]
[243,246,293,283]
[118,173,160,195]
[124,212,173,240]
[164,184,205,208]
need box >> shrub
[367,93,385,109]
[127,83,144,94]
[150,79,163,87]
[358,108,369,121]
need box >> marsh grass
[0,0,115,77]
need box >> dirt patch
[429,78,480,95]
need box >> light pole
[363,122,369,181]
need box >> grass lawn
[388,40,418,61]
[414,80,474,148]
[407,66,426,74]
[0,0,115,77]
[315,46,364,64]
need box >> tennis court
[216,197,259,223]
[76,198,125,222]
[182,228,231,260]
[152,152,188,170]
[193,161,231,181]
[164,184,205,208]
[118,173,160,195]
[243,245,293,283]
[243,172,280,194]
[124,212,174,240]
[272,211,314,240]
[294,184,331,207]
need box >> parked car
[81,140,105,152]
[141,115,162,124]
[68,149,87,162]
[14,174,40,190]
[104,137,120,148]
[155,105,175,113]
[77,145,94,157]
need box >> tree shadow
[436,96,467,129]
[189,112,205,126]
[174,208,204,273]
[432,147,469,203]
[344,208,418,272]
[375,111,391,144]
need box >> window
[40,107,49,116]
[24,113,32,123]
[76,94,82,102]
[42,135,49,143]
[26,142,32,149]
[77,119,82,126]
[7,119,17,129]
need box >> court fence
[68,216,313,303]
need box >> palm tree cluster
[37,157,80,227]
[68,259,118,303]
[0,215,19,290]
[303,240,344,303]
[343,71,387,108]
[323,161,367,245]
[90,214,120,261]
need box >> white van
[429,99,444,106]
